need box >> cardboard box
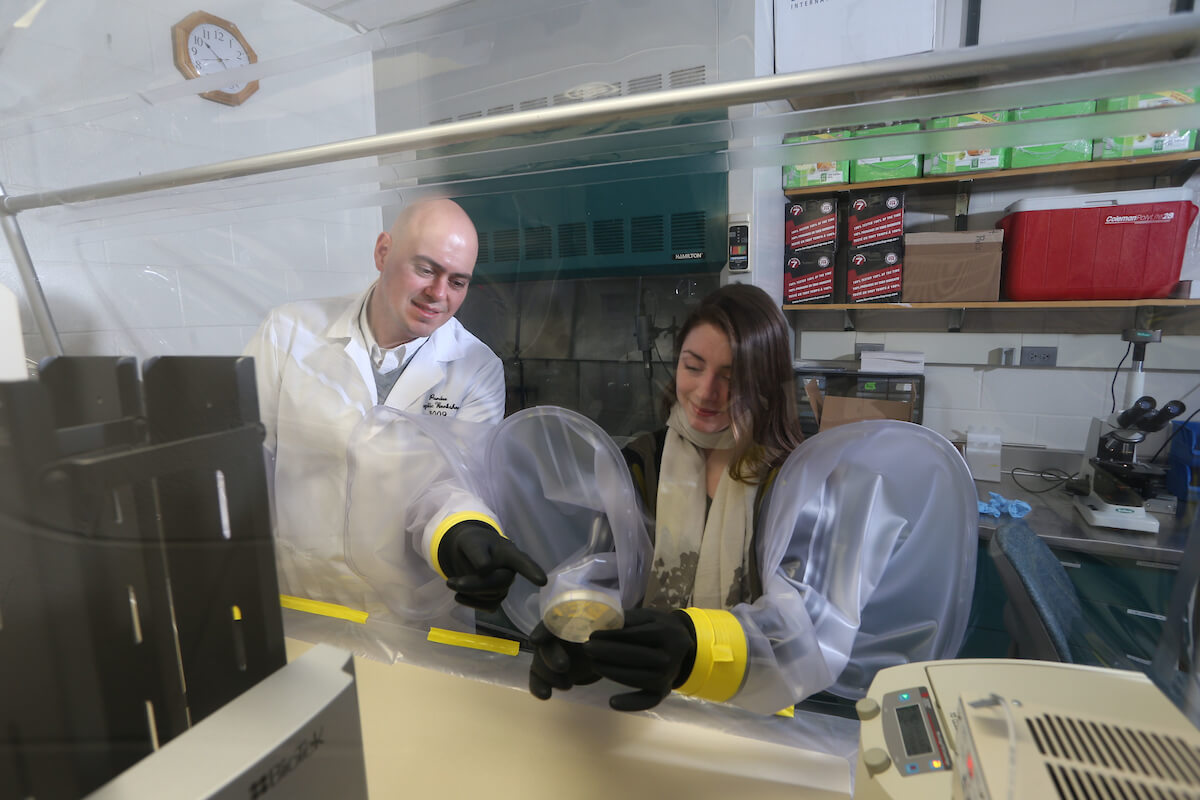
[818,395,913,432]
[1010,100,1096,168]
[784,247,837,304]
[785,197,840,250]
[1093,88,1198,159]
[848,190,905,246]
[924,111,1013,174]
[774,0,935,76]
[782,131,851,188]
[851,123,922,182]
[903,230,1004,302]
[847,240,903,303]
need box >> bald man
[246,198,542,622]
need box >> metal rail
[0,183,63,356]
[3,14,1200,214]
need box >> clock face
[172,11,258,105]
[185,23,251,94]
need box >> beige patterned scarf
[643,404,757,610]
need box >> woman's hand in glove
[583,607,697,712]
[528,621,601,700]
[438,520,547,611]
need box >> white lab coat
[243,285,505,608]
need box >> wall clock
[171,11,259,106]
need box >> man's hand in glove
[528,621,601,701]
[438,520,547,611]
[583,607,697,712]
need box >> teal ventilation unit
[454,171,727,282]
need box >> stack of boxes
[846,191,905,303]
[783,197,839,304]
[1095,89,1198,159]
[778,87,1198,306]
[924,111,1012,175]
[780,88,1197,183]
[782,131,851,189]
[1010,100,1096,167]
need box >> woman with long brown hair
[530,283,808,711]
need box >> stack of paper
[859,350,925,374]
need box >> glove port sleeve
[677,607,748,703]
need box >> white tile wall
[0,0,381,362]
[178,266,290,327]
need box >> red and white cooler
[996,188,1198,301]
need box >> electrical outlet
[1020,346,1057,367]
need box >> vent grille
[558,222,587,258]
[431,64,706,125]
[1028,714,1200,795]
[592,219,625,255]
[493,229,520,262]
[671,211,706,253]
[627,73,663,94]
[1046,763,1200,800]
[631,216,664,253]
[478,209,712,266]
[523,226,552,260]
[669,65,706,88]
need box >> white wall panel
[977,0,1174,46]
[178,265,289,326]
[923,365,983,409]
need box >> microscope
[1073,395,1185,533]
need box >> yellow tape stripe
[429,511,505,580]
[279,594,368,624]
[427,627,520,656]
[775,706,795,718]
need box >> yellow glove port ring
[429,511,506,580]
[677,608,747,703]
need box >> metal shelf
[782,152,1200,199]
[783,299,1200,311]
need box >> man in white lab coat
[245,197,544,621]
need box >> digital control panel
[880,686,952,778]
[728,214,750,271]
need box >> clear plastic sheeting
[485,406,654,638]
[754,420,978,705]
[333,405,653,638]
[326,408,976,715]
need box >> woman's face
[675,322,733,435]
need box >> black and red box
[847,240,903,303]
[786,197,840,249]
[784,197,840,303]
[785,248,838,304]
[848,190,905,247]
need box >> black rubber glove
[583,607,697,712]
[528,621,602,701]
[438,520,547,612]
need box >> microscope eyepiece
[1116,396,1156,429]
[1137,399,1186,432]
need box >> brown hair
[663,283,804,482]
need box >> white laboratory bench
[285,638,854,799]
